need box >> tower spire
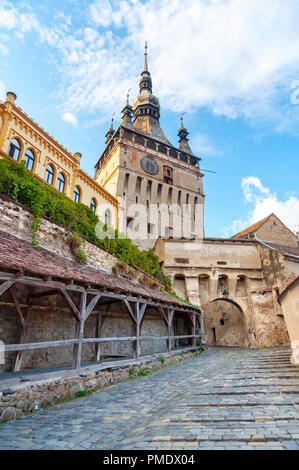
[139,41,152,93]
[143,41,148,72]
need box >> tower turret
[121,93,133,128]
[178,116,193,154]
[105,117,115,144]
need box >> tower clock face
[140,156,159,175]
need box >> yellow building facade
[0,92,118,227]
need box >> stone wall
[0,349,199,423]
[256,215,298,247]
[279,278,299,365]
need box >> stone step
[192,390,299,395]
[151,436,296,443]
[180,401,299,407]
[167,416,298,423]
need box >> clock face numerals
[140,156,159,175]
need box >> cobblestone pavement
[0,347,298,450]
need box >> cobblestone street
[0,347,298,450]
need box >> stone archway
[204,298,248,347]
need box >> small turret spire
[121,90,133,128]
[105,116,115,144]
[178,115,193,154]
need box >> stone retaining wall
[0,349,199,423]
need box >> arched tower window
[45,164,54,185]
[105,209,110,225]
[24,149,35,171]
[8,138,21,161]
[57,173,65,193]
[90,198,97,213]
[73,186,81,203]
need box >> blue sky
[0,0,299,237]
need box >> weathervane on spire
[180,112,186,129]
[127,88,133,104]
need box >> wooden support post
[72,291,86,371]
[198,315,203,347]
[95,314,102,362]
[192,312,196,347]
[94,304,109,362]
[167,309,175,353]
[12,286,33,372]
[134,301,140,360]
[0,280,15,297]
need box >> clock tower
[94,44,205,249]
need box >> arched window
[90,198,97,213]
[57,173,65,193]
[8,138,21,161]
[73,186,81,203]
[105,209,110,225]
[45,164,54,185]
[24,149,35,171]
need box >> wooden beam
[83,335,195,344]
[4,335,196,351]
[94,304,109,362]
[192,312,196,347]
[0,280,15,297]
[134,302,141,359]
[158,307,169,327]
[85,294,102,320]
[9,287,25,329]
[5,339,79,352]
[72,292,87,371]
[167,309,175,353]
[59,288,81,321]
[123,299,137,323]
[12,286,34,372]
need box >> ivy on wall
[0,158,173,291]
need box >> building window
[157,183,162,202]
[90,198,97,213]
[73,186,81,203]
[105,209,110,225]
[45,164,54,185]
[163,166,173,185]
[147,223,154,234]
[57,173,65,193]
[127,217,134,229]
[24,149,35,171]
[8,138,21,161]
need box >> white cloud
[62,112,78,127]
[2,0,299,133]
[191,132,221,157]
[223,176,299,237]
